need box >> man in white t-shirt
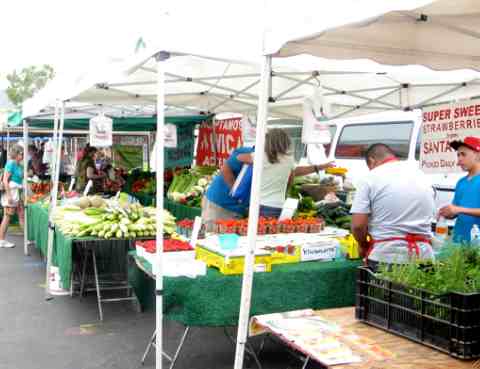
[350,144,435,269]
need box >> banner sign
[196,118,243,167]
[421,100,480,173]
[89,114,113,147]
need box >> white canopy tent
[234,1,480,368]
[24,51,480,122]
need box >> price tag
[190,216,202,247]
[83,180,93,196]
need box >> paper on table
[279,198,299,221]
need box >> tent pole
[23,120,30,256]
[155,50,169,369]
[45,101,64,298]
[331,88,401,119]
[233,55,272,369]
[6,126,10,152]
[411,84,466,109]
[211,118,218,166]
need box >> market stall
[20,11,480,367]
[230,1,480,368]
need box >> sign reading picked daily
[421,99,480,174]
[89,114,113,147]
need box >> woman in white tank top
[237,128,334,218]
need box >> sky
[0,0,436,92]
[0,0,265,89]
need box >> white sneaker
[0,240,15,248]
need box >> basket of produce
[356,246,480,360]
[300,176,338,201]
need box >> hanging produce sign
[421,99,480,173]
[196,118,243,167]
[89,114,112,147]
[301,93,331,144]
[164,123,178,148]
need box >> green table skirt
[129,252,361,327]
[164,198,201,220]
[129,192,155,207]
[27,203,130,290]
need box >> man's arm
[221,162,235,189]
[236,153,253,164]
[439,204,480,218]
[351,213,370,257]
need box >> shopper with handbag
[0,145,25,248]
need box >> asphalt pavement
[0,234,316,369]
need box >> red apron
[364,233,432,266]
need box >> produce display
[316,202,352,230]
[51,195,176,239]
[378,245,480,294]
[28,180,57,204]
[213,217,324,236]
[167,166,217,207]
[131,177,156,195]
[30,181,51,194]
[137,237,194,253]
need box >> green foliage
[6,64,55,106]
[378,245,480,294]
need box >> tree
[6,64,55,106]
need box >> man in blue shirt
[202,147,254,230]
[439,136,480,243]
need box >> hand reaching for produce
[438,204,459,219]
[319,161,336,170]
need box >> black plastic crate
[355,266,480,359]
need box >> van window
[335,121,413,159]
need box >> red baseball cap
[450,136,480,152]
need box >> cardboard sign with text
[89,114,113,148]
[421,100,480,174]
[196,118,243,167]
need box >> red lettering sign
[195,118,243,167]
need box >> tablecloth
[129,252,361,327]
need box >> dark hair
[265,128,291,164]
[84,145,97,156]
[364,143,396,162]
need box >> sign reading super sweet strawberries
[421,99,480,174]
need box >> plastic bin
[355,266,480,359]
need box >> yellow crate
[337,234,360,259]
[270,246,301,265]
[196,245,272,275]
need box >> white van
[324,109,462,209]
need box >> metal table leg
[223,327,263,369]
[140,327,190,369]
[168,326,190,369]
[79,248,88,298]
[301,356,310,369]
[91,250,103,321]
